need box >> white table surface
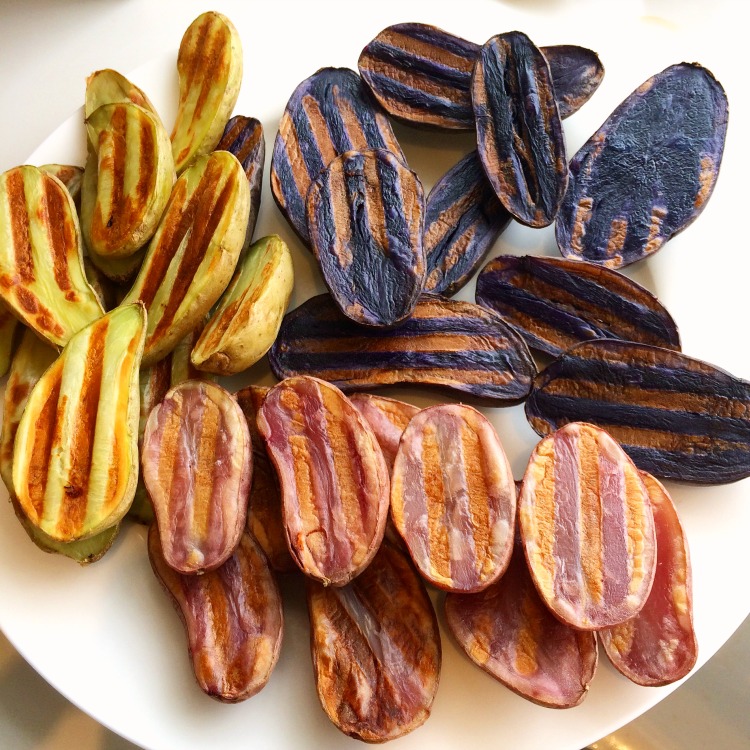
[1,1,748,748]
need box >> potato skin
[191,235,294,375]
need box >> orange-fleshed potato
[0,165,104,348]
[191,234,294,375]
[142,380,252,575]
[129,324,215,525]
[149,526,283,703]
[171,11,243,174]
[122,149,250,367]
[1,329,119,563]
[308,539,441,742]
[257,376,390,587]
[81,101,175,259]
[391,403,516,593]
[12,304,146,542]
[600,472,697,686]
[445,538,598,708]
[518,422,657,630]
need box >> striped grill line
[218,116,264,177]
[475,255,681,356]
[424,150,510,295]
[600,472,697,686]
[556,64,728,269]
[519,422,656,630]
[85,102,169,258]
[216,115,264,249]
[307,540,440,742]
[391,405,515,592]
[171,11,242,173]
[142,381,251,574]
[358,23,478,129]
[11,304,146,541]
[349,393,419,470]
[149,527,283,702]
[526,340,750,483]
[81,153,147,284]
[308,149,425,327]
[122,150,249,366]
[472,32,568,228]
[258,376,389,586]
[39,165,84,206]
[444,541,598,708]
[269,294,536,403]
[270,68,406,245]
[0,166,104,347]
[358,23,604,129]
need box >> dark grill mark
[7,170,34,284]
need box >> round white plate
[1,3,749,749]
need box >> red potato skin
[390,403,516,593]
[307,539,441,742]
[257,376,390,587]
[148,526,283,703]
[445,539,598,708]
[599,472,697,686]
[518,422,657,630]
[142,380,252,575]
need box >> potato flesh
[12,304,146,541]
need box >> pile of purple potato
[246,20,740,741]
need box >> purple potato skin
[307,149,425,327]
[475,255,680,356]
[472,32,568,228]
[216,116,265,248]
[270,67,405,246]
[424,151,511,296]
[269,293,536,405]
[526,339,750,484]
[556,63,728,269]
[358,23,603,130]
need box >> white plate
[1,3,749,749]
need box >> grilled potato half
[12,303,147,542]
[82,101,175,259]
[122,149,250,367]
[85,68,159,120]
[191,235,294,375]
[1,329,120,563]
[171,11,243,173]
[0,165,104,347]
